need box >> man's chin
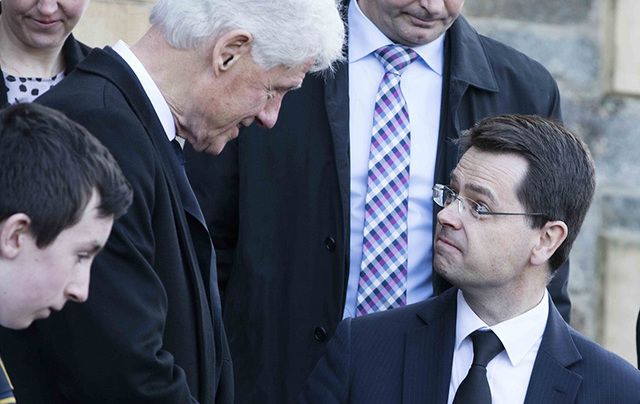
[191,126,241,155]
[203,143,225,155]
[8,314,38,330]
[433,256,460,284]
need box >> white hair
[150,0,345,72]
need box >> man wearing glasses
[300,114,640,403]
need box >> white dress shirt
[112,41,177,144]
[343,0,444,318]
[448,290,549,404]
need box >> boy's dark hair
[458,114,596,271]
[0,103,133,247]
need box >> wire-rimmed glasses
[432,184,550,220]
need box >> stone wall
[466,0,640,366]
[74,0,152,48]
[74,0,640,366]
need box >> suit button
[325,236,336,252]
[314,326,328,342]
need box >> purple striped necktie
[356,45,418,316]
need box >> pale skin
[131,26,313,155]
[0,191,113,330]
[0,0,90,77]
[433,148,568,325]
[358,0,465,47]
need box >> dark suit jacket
[185,13,568,404]
[0,48,233,403]
[0,33,90,108]
[300,288,640,403]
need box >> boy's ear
[211,29,253,74]
[0,213,32,259]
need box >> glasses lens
[433,185,441,206]
[443,187,455,206]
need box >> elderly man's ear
[0,214,32,259]
[211,29,254,74]
[530,220,568,267]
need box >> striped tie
[356,45,418,316]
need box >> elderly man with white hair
[0,0,344,403]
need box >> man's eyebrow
[465,182,497,205]
[450,171,498,204]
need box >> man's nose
[256,96,283,129]
[65,267,91,303]
[436,199,463,230]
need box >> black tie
[170,139,185,166]
[453,330,505,404]
[169,139,206,224]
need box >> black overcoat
[0,48,233,403]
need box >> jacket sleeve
[298,319,352,404]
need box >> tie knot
[470,330,504,367]
[374,45,418,75]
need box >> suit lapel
[403,290,457,404]
[446,16,499,114]
[324,61,350,245]
[434,16,500,190]
[524,299,582,404]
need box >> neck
[461,272,548,326]
[131,28,204,118]
[0,18,66,77]
[131,27,211,140]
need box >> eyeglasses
[432,184,549,220]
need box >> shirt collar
[111,40,176,142]
[456,289,549,366]
[347,0,444,76]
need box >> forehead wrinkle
[449,170,461,186]
[455,149,527,207]
[465,182,497,205]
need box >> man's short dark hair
[458,114,596,271]
[0,103,133,247]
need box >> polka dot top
[2,71,65,104]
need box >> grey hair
[150,0,345,72]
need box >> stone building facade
[74,0,640,366]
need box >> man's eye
[266,89,275,100]
[473,202,491,215]
[444,191,457,204]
